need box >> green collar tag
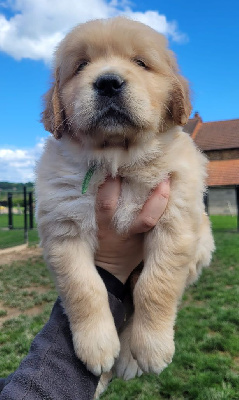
[82,164,97,194]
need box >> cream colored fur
[35,17,215,393]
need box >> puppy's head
[42,17,191,150]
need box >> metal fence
[0,186,35,240]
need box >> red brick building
[184,113,239,219]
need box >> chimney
[194,111,203,120]
[191,112,203,139]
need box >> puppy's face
[43,18,191,151]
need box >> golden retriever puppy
[36,17,214,384]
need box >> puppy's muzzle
[94,73,125,97]
[89,72,137,138]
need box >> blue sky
[0,0,238,182]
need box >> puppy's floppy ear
[165,51,192,126]
[170,75,192,126]
[41,68,64,139]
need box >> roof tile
[194,119,239,151]
[207,159,239,186]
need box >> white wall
[208,187,237,215]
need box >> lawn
[0,217,238,399]
[210,215,238,232]
[0,229,39,249]
[0,214,37,229]
[0,213,38,249]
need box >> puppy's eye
[134,59,148,70]
[75,61,89,74]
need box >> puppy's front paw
[130,323,175,374]
[72,318,120,376]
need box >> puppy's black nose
[94,74,125,97]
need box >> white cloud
[0,138,45,183]
[0,0,187,63]
[124,10,187,43]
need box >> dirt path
[0,245,43,266]
[0,302,47,326]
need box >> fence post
[29,192,34,229]
[236,185,239,233]
[204,190,209,214]
[23,186,28,242]
[8,192,13,229]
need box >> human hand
[95,177,170,283]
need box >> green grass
[0,214,21,229]
[0,217,238,399]
[210,215,238,232]
[0,256,56,376]
[0,214,36,229]
[0,212,38,248]
[0,257,56,311]
[0,229,39,249]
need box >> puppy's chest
[51,144,167,232]
[51,166,154,234]
[88,165,165,233]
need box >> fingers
[96,176,170,234]
[96,176,121,227]
[130,178,170,234]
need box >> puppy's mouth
[100,137,130,149]
[89,103,136,130]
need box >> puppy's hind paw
[115,351,143,381]
[72,321,120,376]
[94,371,112,399]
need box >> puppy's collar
[82,164,97,194]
